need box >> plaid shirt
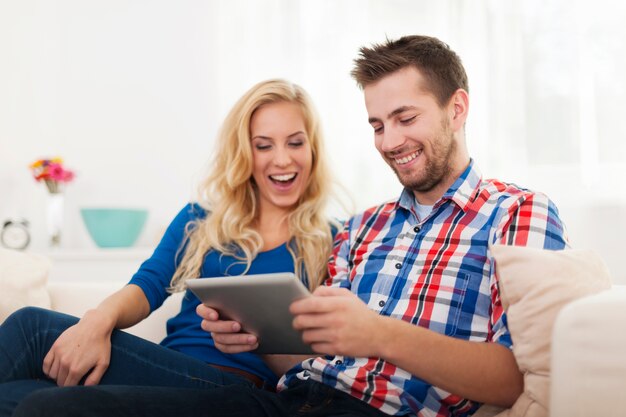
[278,161,568,416]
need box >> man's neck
[412,157,471,205]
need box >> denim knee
[3,306,48,325]
[3,306,76,336]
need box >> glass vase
[46,192,64,247]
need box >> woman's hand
[42,309,115,386]
[196,304,259,353]
[290,286,386,357]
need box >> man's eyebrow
[388,106,416,118]
[368,106,417,124]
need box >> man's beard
[390,120,456,193]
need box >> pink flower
[48,163,66,181]
[29,157,75,193]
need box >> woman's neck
[256,206,291,252]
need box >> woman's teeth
[270,173,296,182]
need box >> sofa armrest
[550,285,626,417]
[48,281,182,343]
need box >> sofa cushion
[0,248,52,323]
[48,280,183,343]
[490,245,612,417]
[550,286,626,416]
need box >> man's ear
[448,89,469,132]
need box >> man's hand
[290,286,386,357]
[196,304,258,353]
[42,309,114,386]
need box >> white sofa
[48,280,182,344]
[46,280,626,417]
[2,247,625,416]
[549,285,626,417]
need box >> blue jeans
[0,307,253,417]
[11,378,392,417]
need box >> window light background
[1,0,624,282]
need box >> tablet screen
[187,272,314,354]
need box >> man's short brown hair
[351,35,468,107]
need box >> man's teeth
[270,173,296,182]
[394,150,421,165]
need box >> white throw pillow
[0,248,52,323]
[490,245,612,417]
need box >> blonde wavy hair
[169,79,338,292]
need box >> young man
[271,35,568,415]
[13,36,568,417]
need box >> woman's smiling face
[250,100,312,215]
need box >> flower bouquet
[29,157,75,194]
[29,157,75,246]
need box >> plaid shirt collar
[395,158,481,218]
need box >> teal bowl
[80,208,148,248]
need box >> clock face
[1,221,31,250]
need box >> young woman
[0,79,339,417]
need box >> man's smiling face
[365,66,462,204]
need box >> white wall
[1,0,624,283]
[0,0,397,251]
[0,0,220,249]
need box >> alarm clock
[1,219,31,250]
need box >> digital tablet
[186,272,314,354]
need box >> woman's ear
[448,88,469,132]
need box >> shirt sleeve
[488,192,569,346]
[128,203,204,312]
[324,219,352,289]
